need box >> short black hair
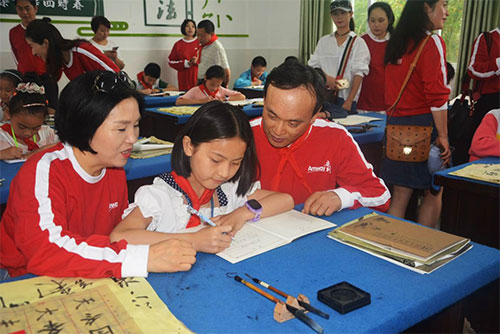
[181,19,197,37]
[144,63,161,78]
[205,65,225,80]
[14,0,37,6]
[91,16,111,33]
[197,19,215,34]
[251,56,267,68]
[172,101,259,196]
[264,61,328,115]
[56,71,144,154]
[1,70,23,88]
[284,56,299,64]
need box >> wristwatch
[245,199,263,222]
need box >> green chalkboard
[0,0,104,17]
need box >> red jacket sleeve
[78,44,120,73]
[9,28,22,72]
[467,32,499,80]
[332,128,391,212]
[421,35,450,112]
[469,110,500,160]
[3,152,147,278]
[168,41,188,71]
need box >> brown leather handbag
[385,35,433,162]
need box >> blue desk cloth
[0,155,172,204]
[145,104,264,124]
[0,161,24,205]
[143,95,179,107]
[340,112,385,145]
[148,206,500,333]
[432,157,500,191]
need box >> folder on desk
[131,136,173,159]
[328,212,472,274]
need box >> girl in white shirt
[111,101,293,254]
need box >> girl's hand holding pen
[191,225,233,253]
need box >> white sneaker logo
[307,160,332,174]
[109,202,119,212]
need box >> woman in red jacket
[24,18,119,82]
[382,0,451,228]
[168,19,200,91]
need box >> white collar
[367,29,390,42]
[65,143,106,184]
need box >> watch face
[247,199,262,210]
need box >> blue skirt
[381,113,437,189]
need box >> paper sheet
[449,163,500,184]
[148,90,184,96]
[0,276,192,334]
[217,210,336,264]
[333,115,383,126]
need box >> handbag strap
[336,35,357,78]
[387,34,431,122]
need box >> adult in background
[90,16,125,70]
[0,70,196,279]
[9,0,58,112]
[251,61,390,216]
[382,0,450,228]
[357,2,395,114]
[197,19,230,87]
[168,19,200,91]
[25,18,119,82]
[308,0,370,118]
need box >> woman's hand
[435,136,451,166]
[212,207,253,236]
[190,225,233,253]
[147,239,197,272]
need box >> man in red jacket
[251,61,390,216]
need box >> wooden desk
[434,157,499,249]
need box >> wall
[0,0,300,90]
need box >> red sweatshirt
[467,28,500,95]
[168,38,200,91]
[469,109,500,161]
[0,143,149,278]
[357,32,388,112]
[9,23,46,75]
[251,118,390,211]
[385,34,450,117]
[62,42,120,81]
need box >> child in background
[135,62,177,94]
[469,109,500,161]
[234,56,268,88]
[0,82,58,160]
[176,65,245,105]
[0,70,23,122]
[111,101,294,254]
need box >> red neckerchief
[198,33,218,64]
[270,125,313,195]
[198,83,219,98]
[136,71,153,89]
[172,171,215,228]
[1,123,39,151]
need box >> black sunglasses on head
[93,71,136,93]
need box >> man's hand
[302,191,341,216]
[147,239,196,272]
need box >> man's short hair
[15,0,37,6]
[197,19,215,34]
[144,63,161,78]
[91,16,111,33]
[264,61,328,115]
[251,56,267,68]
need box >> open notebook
[217,210,336,264]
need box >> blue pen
[186,205,216,227]
[186,205,234,240]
